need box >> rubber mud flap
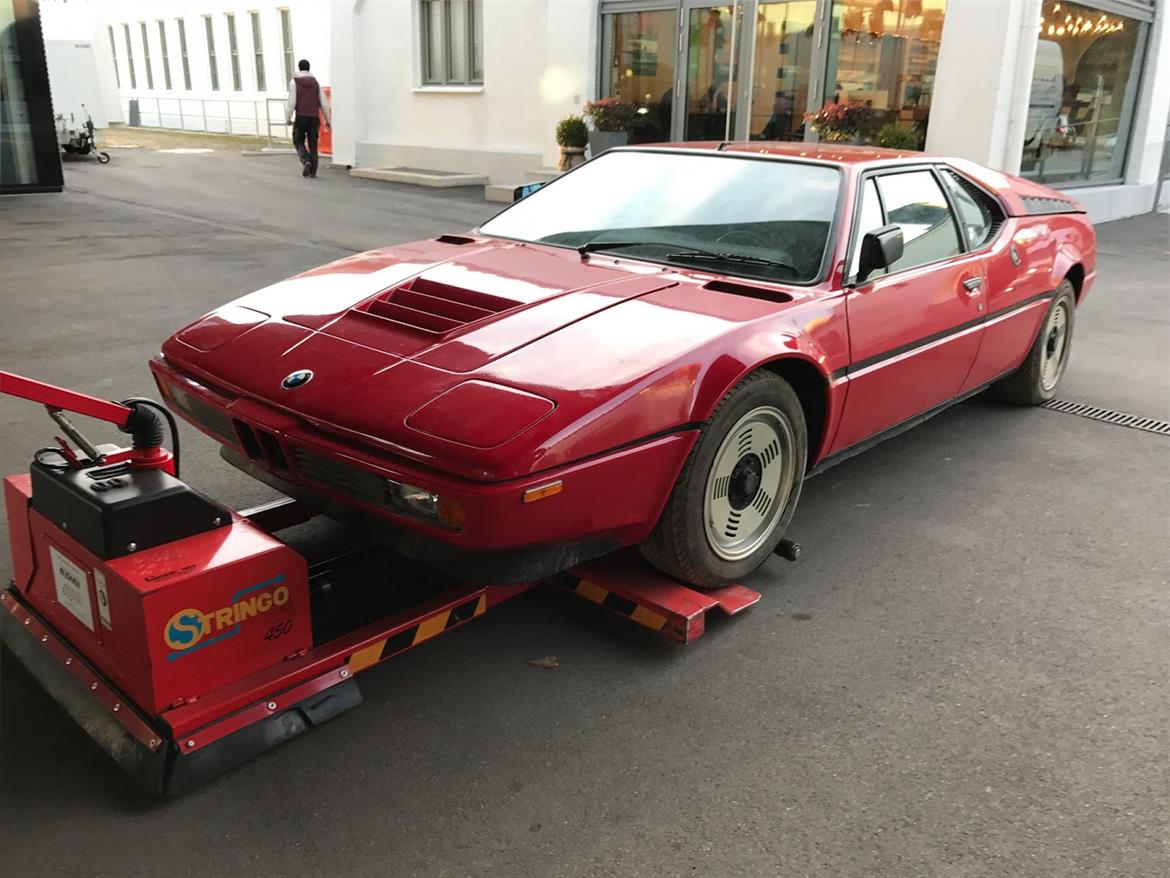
[164,678,362,796]
[1,606,170,794]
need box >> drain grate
[1041,399,1170,436]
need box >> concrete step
[484,183,519,204]
[524,167,562,184]
[350,166,489,188]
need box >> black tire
[97,152,111,164]
[992,279,1076,405]
[640,371,807,588]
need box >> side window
[874,171,962,273]
[849,178,886,280]
[941,169,1001,250]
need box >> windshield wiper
[666,249,799,275]
[576,240,660,257]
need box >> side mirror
[513,181,545,202]
[856,224,904,282]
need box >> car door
[830,167,988,453]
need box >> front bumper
[150,358,696,554]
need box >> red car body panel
[151,143,1096,560]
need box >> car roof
[633,141,931,167]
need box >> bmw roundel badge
[281,369,314,390]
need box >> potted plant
[804,101,872,144]
[583,98,639,156]
[556,115,588,171]
[876,122,921,151]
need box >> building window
[157,21,172,90]
[204,15,219,91]
[250,12,266,91]
[824,0,947,148]
[177,19,192,89]
[420,0,483,85]
[279,8,294,83]
[107,26,120,87]
[1020,0,1146,186]
[123,23,137,89]
[139,22,153,89]
[225,13,242,91]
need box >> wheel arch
[694,352,833,468]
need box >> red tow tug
[0,370,778,795]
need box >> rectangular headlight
[384,478,464,531]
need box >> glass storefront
[824,0,946,148]
[599,0,947,147]
[1020,0,1147,185]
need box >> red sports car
[151,143,1095,587]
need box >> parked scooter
[56,106,110,164]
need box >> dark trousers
[292,114,320,175]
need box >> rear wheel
[640,371,806,588]
[992,279,1076,405]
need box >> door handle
[962,276,984,294]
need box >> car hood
[161,236,812,479]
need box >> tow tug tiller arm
[0,370,179,474]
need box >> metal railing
[121,96,290,147]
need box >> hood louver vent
[356,277,519,336]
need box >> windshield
[479,151,841,283]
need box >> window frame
[139,22,154,90]
[279,8,294,84]
[107,26,121,88]
[419,0,484,87]
[157,20,172,90]
[203,15,219,91]
[250,11,266,91]
[177,18,192,90]
[123,23,137,90]
[225,12,242,92]
[845,164,972,288]
[937,167,1007,253]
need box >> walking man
[285,59,331,178]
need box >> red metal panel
[4,475,35,591]
[0,591,163,752]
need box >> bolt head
[340,668,350,678]
[90,682,98,690]
[40,634,48,642]
[113,703,121,712]
[186,739,195,748]
[213,517,223,526]
[126,542,137,552]
[266,701,277,711]
[64,657,72,665]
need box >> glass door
[746,1,818,141]
[680,2,748,141]
[599,7,680,144]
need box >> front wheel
[640,371,806,588]
[992,279,1076,405]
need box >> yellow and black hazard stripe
[346,593,487,673]
[557,576,668,634]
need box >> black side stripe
[831,290,1055,381]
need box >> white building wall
[335,0,595,181]
[40,0,124,125]
[60,0,331,136]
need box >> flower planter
[558,147,586,171]
[587,130,629,158]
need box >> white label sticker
[49,545,95,631]
[93,568,112,630]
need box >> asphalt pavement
[0,148,1167,878]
